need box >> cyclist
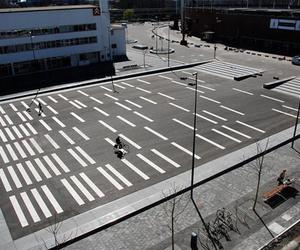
[114,136,127,159]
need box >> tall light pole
[291,96,300,149]
[168,22,170,67]
[29,31,37,70]
[180,0,187,45]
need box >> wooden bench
[263,184,288,201]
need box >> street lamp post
[291,96,300,149]
[168,23,170,67]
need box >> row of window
[0,23,97,40]
[0,36,97,54]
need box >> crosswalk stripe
[171,142,201,159]
[43,156,61,176]
[99,120,117,133]
[114,83,126,89]
[260,94,284,103]
[47,105,58,115]
[137,79,151,85]
[139,96,157,104]
[104,137,115,146]
[58,94,69,101]
[194,113,217,124]
[133,111,153,122]
[104,93,119,101]
[0,146,9,163]
[120,81,134,87]
[17,112,27,122]
[236,120,266,133]
[4,115,13,125]
[39,120,52,131]
[19,124,30,137]
[136,87,151,94]
[9,103,18,111]
[78,90,89,96]
[282,105,298,112]
[125,100,142,108]
[203,110,227,121]
[0,129,8,142]
[89,96,103,104]
[173,118,195,130]
[21,192,41,222]
[71,112,85,122]
[137,154,166,173]
[222,125,252,139]
[51,153,70,173]
[101,86,113,92]
[21,101,29,109]
[12,126,23,139]
[117,115,136,127]
[75,146,96,165]
[106,164,132,187]
[233,88,254,95]
[48,96,58,103]
[220,105,245,116]
[119,133,141,149]
[31,188,52,218]
[41,185,63,213]
[68,148,87,167]
[37,98,47,105]
[272,108,297,118]
[171,80,186,86]
[0,169,12,191]
[22,140,35,156]
[97,166,123,190]
[121,159,149,180]
[14,142,27,158]
[212,129,242,143]
[74,100,87,108]
[17,163,32,185]
[158,92,176,100]
[26,123,38,135]
[71,175,94,201]
[5,127,15,140]
[0,116,6,126]
[94,107,109,116]
[59,130,75,145]
[9,196,29,227]
[144,126,168,140]
[186,86,205,94]
[25,161,42,182]
[52,117,65,128]
[35,158,52,179]
[73,127,90,140]
[45,134,60,149]
[115,102,132,111]
[151,149,180,168]
[6,144,18,161]
[200,95,220,104]
[23,111,33,121]
[169,102,190,112]
[79,173,105,198]
[69,101,82,109]
[0,106,5,114]
[7,166,22,188]
[196,134,225,150]
[30,138,44,153]
[159,75,173,81]
[61,178,85,205]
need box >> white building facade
[0,2,126,77]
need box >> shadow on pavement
[264,186,299,209]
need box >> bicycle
[113,142,130,158]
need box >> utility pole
[291,96,300,149]
[168,23,170,67]
[180,0,187,45]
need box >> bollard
[191,232,198,250]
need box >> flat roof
[0,5,98,13]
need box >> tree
[123,9,134,21]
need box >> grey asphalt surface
[0,22,300,250]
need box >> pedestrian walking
[277,169,287,185]
[38,101,43,116]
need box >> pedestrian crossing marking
[30,138,44,153]
[158,92,175,100]
[47,105,58,115]
[104,94,119,101]
[99,120,117,133]
[22,140,35,156]
[194,113,218,124]
[19,124,30,137]
[52,117,66,128]
[52,153,70,173]
[0,146,9,163]
[10,195,29,227]
[75,146,96,165]
[169,102,190,112]
[196,134,226,150]
[186,86,205,94]
[137,79,151,85]
[0,129,8,142]
[0,168,12,192]
[137,154,166,174]
[58,94,69,101]
[71,112,85,123]
[115,102,132,111]
[35,158,52,179]
[5,127,15,140]
[17,112,27,122]
[94,107,109,116]
[212,129,242,143]
[272,108,297,118]
[59,130,75,145]
[139,96,157,104]
[136,87,152,94]
[4,115,13,125]
[120,81,134,87]
[48,96,58,103]
[236,121,265,133]
[203,110,227,121]
[7,166,22,188]
[117,115,136,127]
[200,95,220,104]
[273,78,300,97]
[222,125,251,139]
[37,98,47,105]
[144,126,168,141]
[79,173,105,198]
[68,148,87,167]
[17,163,32,185]
[105,164,132,187]
[119,134,141,149]
[21,192,41,223]
[25,161,42,182]
[14,142,27,159]
[70,175,95,201]
[69,101,82,109]
[74,100,87,108]
[97,166,123,190]
[12,126,23,139]
[6,144,18,161]
[61,178,85,206]
[45,134,60,149]
[0,106,5,114]
[0,116,6,126]
[151,149,180,168]
[41,185,63,213]
[23,111,33,121]
[73,127,90,140]
[26,123,38,135]
[9,104,18,111]
[172,118,195,131]
[31,188,52,218]
[125,100,142,108]
[43,156,61,176]
[40,120,52,131]
[78,90,89,96]
[133,111,153,122]
[89,96,103,104]
[21,101,29,109]
[114,83,126,89]
[121,159,149,180]
[101,86,113,92]
[171,142,201,159]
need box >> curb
[263,76,296,89]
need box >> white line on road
[71,176,94,201]
[78,90,89,96]
[194,113,218,124]
[73,127,90,140]
[272,108,297,118]
[4,115,13,125]
[282,105,298,112]
[26,123,38,135]
[21,192,40,222]
[35,158,51,179]
[25,161,42,182]
[101,86,113,92]
[233,88,254,95]
[14,142,27,159]
[71,112,85,122]
[97,166,123,190]
[196,134,225,150]
[212,129,242,143]
[39,120,52,131]
[119,134,141,149]
[125,100,142,108]
[59,130,75,145]
[171,80,186,86]
[0,169,12,192]
[133,111,153,122]
[61,178,85,205]
[74,100,87,108]
[136,87,152,94]
[236,120,266,133]
[114,83,126,89]
[76,146,96,165]
[68,148,87,167]
[58,94,69,101]
[158,92,176,100]
[99,120,117,133]
[48,96,58,103]
[169,102,190,112]
[139,96,157,104]
[17,112,27,122]
[21,101,29,109]
[31,188,52,218]
[106,164,132,187]
[19,124,30,137]
[144,126,168,140]
[0,116,6,126]
[12,126,23,139]
[104,137,115,146]
[0,146,9,163]
[37,98,47,105]
[0,106,5,114]
[173,118,195,130]
[151,149,180,168]
[104,94,119,101]
[17,163,32,185]
[80,173,105,198]
[261,94,284,103]
[115,102,132,111]
[171,142,201,159]
[159,75,173,80]
[5,127,15,140]
[23,111,33,121]
[22,140,35,156]
[220,105,245,116]
[41,185,63,213]
[47,105,58,115]
[43,155,61,176]
[6,144,18,161]
[30,138,44,153]
[222,125,252,139]
[9,196,28,227]
[90,96,103,104]
[69,101,82,109]
[51,153,70,173]
[93,107,109,116]
[8,166,22,188]
[121,81,134,87]
[137,79,151,85]
[121,159,149,180]
[200,95,220,104]
[9,103,18,111]
[0,129,7,142]
[117,115,136,127]
[198,85,215,91]
[137,154,166,173]
[52,117,66,128]
[186,86,205,94]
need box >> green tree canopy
[123,9,134,21]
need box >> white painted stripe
[68,148,87,167]
[70,176,94,201]
[76,146,96,165]
[69,101,82,109]
[196,134,225,150]
[115,102,132,110]
[121,159,149,180]
[159,75,173,80]
[17,163,32,185]
[0,129,7,142]
[26,123,38,135]
[0,106,5,114]
[78,90,89,96]
[171,142,201,159]
[51,153,70,173]
[33,99,39,106]
[171,80,186,86]
[14,142,27,158]
[89,96,103,104]
[104,137,115,146]
[137,79,151,85]
[73,127,89,140]
[23,111,33,120]
[58,94,69,100]
[9,196,29,227]
[272,108,297,118]
[19,124,30,137]
[99,120,117,133]
[37,98,47,105]
[282,105,298,112]
[30,138,44,153]
[59,130,75,145]
[144,126,168,140]
[133,111,153,122]
[21,101,29,109]
[48,96,58,103]
[0,116,6,126]
[261,94,284,103]
[101,86,113,92]
[222,125,252,139]
[22,140,35,156]
[114,83,126,89]
[199,95,220,104]
[39,120,52,131]
[121,81,134,87]
[7,166,22,188]
[0,146,9,163]
[80,173,105,198]
[173,118,195,130]
[236,120,266,133]
[194,113,217,124]
[4,115,13,125]
[106,164,132,187]
[158,92,176,100]
[97,167,123,190]
[61,178,85,205]
[17,112,27,122]
[125,100,142,108]
[212,129,242,143]
[5,127,15,140]
[6,144,18,161]
[233,88,254,95]
[93,107,109,116]
[10,103,18,111]
[136,87,152,93]
[0,169,12,191]
[104,93,119,101]
[71,112,85,122]
[220,105,245,116]
[45,134,60,149]
[169,102,190,112]
[139,96,157,104]
[117,115,136,127]
[119,133,141,149]
[31,189,52,218]
[21,192,41,222]
[151,149,180,168]
[186,86,205,94]
[74,100,87,108]
[12,126,23,139]
[41,185,63,213]
[35,158,51,179]
[137,154,166,173]
[198,85,216,91]
[52,117,65,128]
[25,161,42,182]
[43,156,61,176]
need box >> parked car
[292,55,300,65]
